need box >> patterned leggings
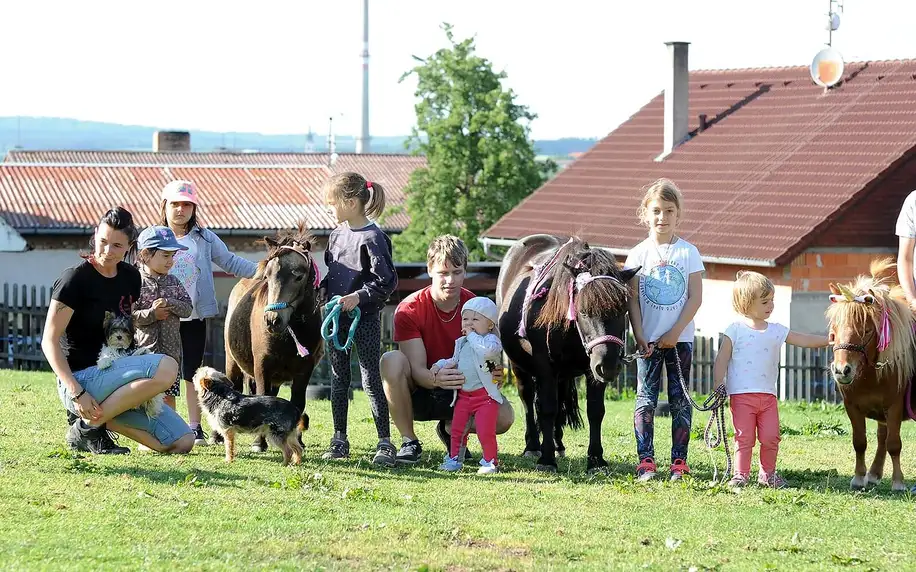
[327,312,390,439]
[634,342,694,462]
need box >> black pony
[497,235,638,473]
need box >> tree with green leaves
[389,24,553,262]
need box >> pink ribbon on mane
[878,308,891,352]
[518,238,574,337]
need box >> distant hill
[0,117,597,157]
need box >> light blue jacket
[185,226,259,319]
[434,332,504,406]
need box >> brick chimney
[658,41,690,161]
[153,131,191,152]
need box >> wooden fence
[1,282,841,402]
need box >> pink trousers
[729,393,781,477]
[450,388,499,462]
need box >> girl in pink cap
[159,180,258,446]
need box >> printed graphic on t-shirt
[641,260,687,310]
[171,249,199,295]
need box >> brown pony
[223,224,323,453]
[826,258,916,491]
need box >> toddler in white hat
[431,296,504,474]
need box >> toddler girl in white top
[713,271,829,488]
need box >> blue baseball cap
[138,225,188,251]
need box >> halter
[829,289,890,371]
[261,245,321,358]
[262,246,321,313]
[568,271,626,355]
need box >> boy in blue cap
[132,226,193,410]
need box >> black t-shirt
[51,260,141,373]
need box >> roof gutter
[479,236,776,267]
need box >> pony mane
[534,237,629,330]
[255,222,317,278]
[825,257,916,389]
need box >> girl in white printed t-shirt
[713,271,829,489]
[625,178,704,482]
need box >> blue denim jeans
[634,342,693,462]
[58,354,192,447]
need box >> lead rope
[321,296,361,351]
[667,347,732,484]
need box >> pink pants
[450,388,499,462]
[730,393,781,477]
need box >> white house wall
[692,278,793,337]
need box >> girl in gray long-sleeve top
[159,180,259,445]
[320,172,398,467]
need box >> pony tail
[365,180,387,220]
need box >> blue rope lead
[321,296,361,351]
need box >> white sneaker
[439,454,463,472]
[137,443,153,452]
[477,458,498,474]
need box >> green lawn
[1,369,915,571]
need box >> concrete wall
[788,292,831,334]
[693,278,792,337]
[0,250,84,291]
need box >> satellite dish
[810,47,844,87]
[827,12,841,31]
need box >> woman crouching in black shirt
[41,207,195,454]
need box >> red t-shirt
[393,286,476,367]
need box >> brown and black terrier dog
[193,367,308,465]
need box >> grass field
[1,368,915,571]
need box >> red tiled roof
[0,164,411,232]
[484,59,916,265]
[0,152,425,232]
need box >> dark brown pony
[826,258,916,491]
[497,235,638,473]
[224,224,323,452]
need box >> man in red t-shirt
[381,235,515,464]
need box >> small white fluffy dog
[97,311,163,417]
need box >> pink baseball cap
[161,180,200,205]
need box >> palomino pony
[224,225,324,452]
[826,258,916,491]
[497,235,638,473]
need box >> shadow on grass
[94,464,255,487]
[778,467,916,499]
[305,447,641,485]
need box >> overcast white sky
[1,0,913,140]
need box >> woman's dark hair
[158,200,198,232]
[82,206,139,264]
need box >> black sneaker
[396,439,423,465]
[66,420,130,455]
[372,442,397,467]
[436,420,473,461]
[321,437,350,460]
[193,426,209,446]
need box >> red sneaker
[670,458,691,481]
[636,457,657,481]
